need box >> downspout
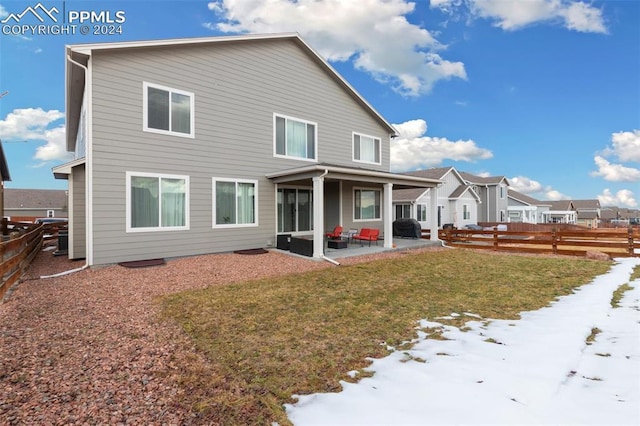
[40,264,89,279]
[46,53,92,277]
[317,169,341,265]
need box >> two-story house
[393,167,480,229]
[53,33,440,266]
[459,172,510,223]
[572,199,601,228]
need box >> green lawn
[160,249,611,425]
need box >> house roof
[545,200,575,211]
[266,163,441,189]
[66,33,397,151]
[392,187,431,202]
[449,184,480,201]
[459,171,510,186]
[0,143,11,182]
[402,167,456,180]
[4,189,68,209]
[578,211,599,220]
[572,199,601,210]
[507,189,548,206]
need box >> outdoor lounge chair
[325,225,343,240]
[352,228,380,246]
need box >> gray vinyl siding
[89,39,390,264]
[70,164,86,259]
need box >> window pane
[171,92,191,134]
[275,117,286,155]
[359,190,377,220]
[131,176,159,228]
[374,138,380,163]
[287,120,307,158]
[216,181,236,225]
[237,182,255,224]
[403,204,410,218]
[306,124,315,159]
[148,87,170,131]
[354,134,361,160]
[298,190,311,231]
[355,190,362,220]
[161,178,186,227]
[361,136,375,162]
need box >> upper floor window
[500,185,506,199]
[213,178,258,227]
[353,133,381,165]
[354,188,381,221]
[143,82,194,138]
[274,114,317,161]
[126,171,189,232]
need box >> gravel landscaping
[0,245,440,424]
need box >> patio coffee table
[327,239,348,249]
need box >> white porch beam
[430,187,439,241]
[312,175,325,258]
[384,183,393,248]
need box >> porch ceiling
[266,164,441,189]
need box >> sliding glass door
[277,188,313,233]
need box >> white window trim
[273,113,318,162]
[353,187,382,222]
[212,177,259,228]
[126,171,190,233]
[143,82,195,138]
[352,132,381,165]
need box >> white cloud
[508,175,569,201]
[598,188,637,208]
[0,107,72,163]
[33,126,70,163]
[432,0,607,33]
[509,175,543,193]
[390,119,492,171]
[0,107,63,139]
[606,129,640,163]
[207,0,467,96]
[591,155,640,182]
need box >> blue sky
[0,0,638,207]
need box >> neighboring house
[459,172,510,223]
[393,167,480,229]
[53,33,440,266]
[601,207,640,226]
[572,199,601,228]
[540,200,577,224]
[0,143,11,218]
[507,190,551,224]
[4,189,68,220]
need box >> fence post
[629,226,635,256]
[493,227,498,251]
[552,228,558,254]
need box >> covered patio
[266,164,442,260]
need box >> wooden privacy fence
[434,227,639,258]
[0,222,44,300]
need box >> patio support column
[383,183,393,248]
[430,186,439,241]
[312,174,325,259]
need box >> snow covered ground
[286,257,640,425]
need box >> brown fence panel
[0,222,44,301]
[436,227,638,258]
